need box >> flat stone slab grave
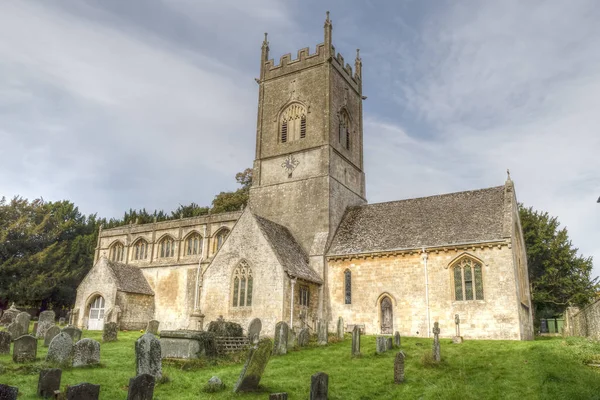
[159,330,204,359]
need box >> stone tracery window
[132,239,148,261]
[339,110,350,150]
[232,260,253,307]
[214,228,230,253]
[280,103,307,143]
[109,242,124,262]
[344,269,352,304]
[158,236,175,258]
[452,257,484,301]
[185,233,202,256]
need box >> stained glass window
[453,257,484,301]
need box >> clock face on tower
[281,154,300,177]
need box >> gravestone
[298,328,310,347]
[44,325,61,347]
[273,321,289,355]
[317,320,328,346]
[432,322,441,362]
[15,312,31,336]
[33,322,39,336]
[270,393,288,400]
[376,336,387,354]
[66,383,100,400]
[103,322,118,342]
[0,384,18,400]
[73,338,101,367]
[337,317,344,340]
[46,332,74,367]
[136,333,162,379]
[59,317,66,326]
[12,335,37,362]
[204,376,225,392]
[6,322,21,341]
[62,326,82,342]
[386,337,393,351]
[0,303,19,325]
[394,331,401,347]
[37,310,56,339]
[38,368,62,398]
[233,338,273,392]
[247,318,262,345]
[127,373,155,400]
[145,320,160,335]
[351,325,361,357]
[453,314,464,343]
[394,351,405,384]
[0,331,11,354]
[287,328,297,350]
[310,372,328,400]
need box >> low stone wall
[564,299,600,340]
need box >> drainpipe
[290,278,297,328]
[422,247,431,338]
[194,256,204,310]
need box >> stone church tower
[249,13,366,305]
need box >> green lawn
[1,329,600,399]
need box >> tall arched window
[280,103,307,143]
[159,236,175,258]
[213,229,230,253]
[185,233,202,256]
[452,257,484,301]
[232,260,253,307]
[109,242,124,262]
[344,269,352,304]
[132,239,148,261]
[339,110,351,150]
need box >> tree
[519,205,598,319]
[211,168,253,213]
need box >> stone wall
[116,292,155,331]
[565,301,600,340]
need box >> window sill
[452,300,486,305]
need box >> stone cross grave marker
[233,338,273,392]
[103,322,118,342]
[38,368,62,398]
[394,331,401,347]
[44,325,61,347]
[0,384,18,400]
[13,335,37,363]
[310,372,328,400]
[46,332,74,367]
[394,351,405,384]
[62,326,82,342]
[352,325,361,356]
[73,338,101,367]
[376,336,387,354]
[317,319,328,346]
[136,333,162,379]
[145,320,160,335]
[337,317,344,340]
[15,312,30,336]
[127,373,155,400]
[453,314,464,344]
[247,318,262,345]
[298,327,309,347]
[66,383,100,400]
[432,321,441,362]
[37,310,56,339]
[0,331,11,354]
[273,321,289,355]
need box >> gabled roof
[254,215,323,284]
[105,259,155,296]
[328,186,507,256]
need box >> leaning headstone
[6,322,20,341]
[270,393,288,400]
[66,383,100,400]
[46,332,74,367]
[432,321,441,362]
[44,325,61,347]
[38,368,62,398]
[13,334,37,362]
[337,317,344,340]
[273,321,289,355]
[15,312,31,336]
[127,373,155,400]
[453,314,464,343]
[247,318,262,345]
[103,322,118,342]
[298,328,310,347]
[394,331,401,347]
[0,331,11,354]
[376,336,387,354]
[233,338,273,392]
[37,310,56,339]
[59,317,66,326]
[386,337,393,351]
[351,325,361,357]
[310,372,328,400]
[0,384,18,400]
[136,333,162,379]
[394,351,405,384]
[73,338,101,367]
[145,320,160,335]
[317,320,328,346]
[62,326,82,342]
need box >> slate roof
[254,215,323,284]
[328,186,507,256]
[105,259,155,295]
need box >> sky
[0,1,598,276]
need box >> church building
[74,14,534,340]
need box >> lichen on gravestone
[233,338,273,392]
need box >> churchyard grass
[1,327,600,399]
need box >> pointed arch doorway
[380,296,393,334]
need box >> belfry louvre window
[109,242,124,262]
[344,269,352,304]
[280,103,307,143]
[132,239,148,260]
[299,285,310,307]
[159,236,175,258]
[185,233,202,256]
[232,261,253,307]
[453,258,484,301]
